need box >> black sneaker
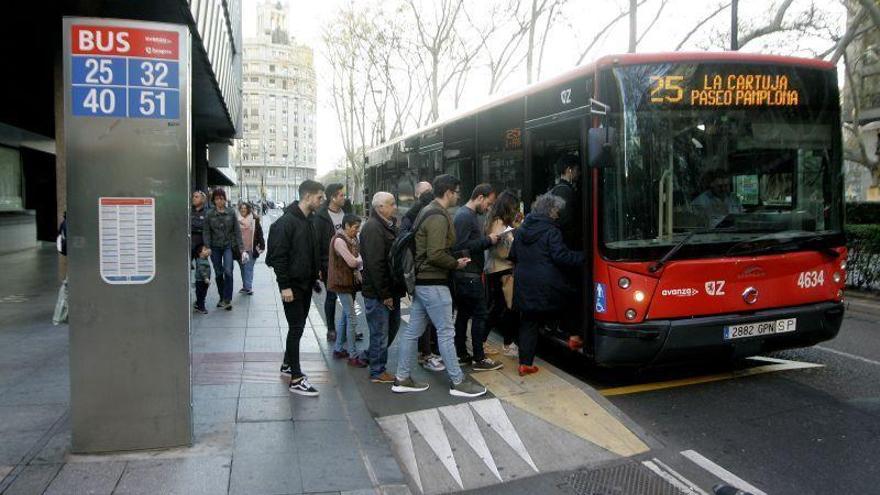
[194,307,208,315]
[225,301,233,311]
[458,354,473,366]
[473,358,503,372]
[289,376,319,397]
[216,301,226,308]
[280,364,292,376]
[326,330,337,342]
[356,333,364,341]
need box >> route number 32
[797,270,824,288]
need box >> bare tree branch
[637,0,669,45]
[575,0,649,65]
[830,7,867,64]
[675,2,730,50]
[737,0,795,48]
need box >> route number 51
[650,75,684,103]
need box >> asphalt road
[593,303,880,495]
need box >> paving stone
[237,397,292,422]
[229,453,302,495]
[234,421,296,456]
[3,464,63,495]
[0,430,44,465]
[245,336,282,352]
[289,391,346,421]
[193,384,241,401]
[193,422,236,452]
[240,382,290,398]
[31,430,72,464]
[0,405,65,434]
[295,420,372,493]
[43,461,125,495]
[193,398,239,424]
[114,455,231,495]
[245,326,282,337]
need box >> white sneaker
[421,354,446,372]
[503,343,519,358]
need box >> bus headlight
[634,290,645,302]
[833,272,841,283]
[840,260,847,270]
[837,289,844,300]
[625,308,637,320]
[618,277,631,289]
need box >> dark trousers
[210,247,234,302]
[486,271,518,345]
[419,323,439,355]
[282,289,313,378]
[324,288,338,331]
[195,281,209,310]
[519,312,550,366]
[453,274,489,361]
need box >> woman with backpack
[237,203,265,295]
[328,214,366,367]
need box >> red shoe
[518,365,539,376]
[347,357,368,368]
[333,350,350,359]
[568,336,584,351]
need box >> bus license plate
[723,318,797,340]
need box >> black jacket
[401,191,433,232]
[360,209,402,300]
[509,213,584,313]
[452,205,492,275]
[549,179,582,250]
[267,202,320,294]
[313,205,337,280]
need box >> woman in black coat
[509,193,585,376]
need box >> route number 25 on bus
[70,25,181,120]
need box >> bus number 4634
[797,270,824,289]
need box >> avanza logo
[738,265,766,279]
[661,287,700,297]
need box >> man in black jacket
[401,181,433,232]
[267,180,325,397]
[313,183,346,342]
[361,192,403,383]
[549,154,582,250]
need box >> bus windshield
[601,62,844,261]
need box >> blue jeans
[366,297,400,378]
[334,292,358,355]
[396,285,463,384]
[238,254,255,291]
[210,247,234,302]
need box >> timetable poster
[99,197,156,285]
[70,25,180,119]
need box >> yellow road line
[599,357,824,397]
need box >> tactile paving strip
[566,461,680,495]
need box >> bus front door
[524,118,593,357]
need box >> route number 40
[797,270,824,288]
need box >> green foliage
[846,224,880,291]
[846,203,880,225]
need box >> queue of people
[193,155,585,398]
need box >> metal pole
[731,0,739,50]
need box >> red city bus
[365,52,846,366]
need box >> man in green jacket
[392,174,487,398]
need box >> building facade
[233,1,316,204]
[0,0,241,254]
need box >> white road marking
[815,345,880,367]
[470,398,538,472]
[642,459,707,495]
[376,415,423,493]
[408,408,464,488]
[652,458,709,495]
[440,403,503,481]
[681,449,767,495]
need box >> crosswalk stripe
[439,403,502,482]
[681,450,767,495]
[408,408,464,488]
[377,415,423,494]
[470,398,538,472]
[642,459,707,495]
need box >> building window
[269,64,275,72]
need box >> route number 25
[650,75,684,103]
[797,270,824,288]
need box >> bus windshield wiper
[648,228,714,273]
[725,233,840,258]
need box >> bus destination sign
[650,73,800,107]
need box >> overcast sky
[242,0,847,176]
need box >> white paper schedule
[99,197,156,284]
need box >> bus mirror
[589,127,616,168]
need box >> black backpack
[389,208,443,296]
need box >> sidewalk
[0,237,671,495]
[0,245,408,495]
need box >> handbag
[501,274,514,310]
[232,245,242,262]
